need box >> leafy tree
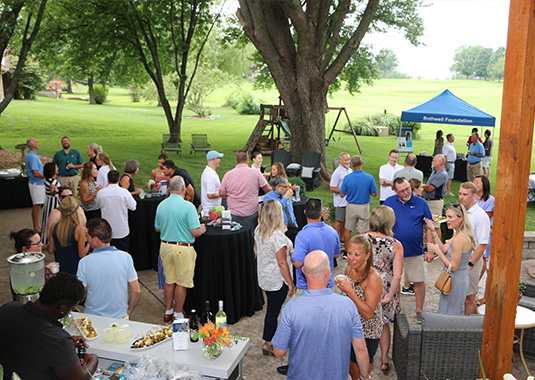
[236,0,424,178]
[0,0,48,114]
[473,46,492,79]
[13,59,46,99]
[450,45,477,78]
[186,66,231,117]
[376,48,399,78]
[487,47,506,82]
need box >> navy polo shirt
[340,170,377,204]
[383,194,432,257]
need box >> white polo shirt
[443,141,457,163]
[330,165,352,207]
[379,163,402,201]
[96,184,137,239]
[466,202,490,245]
[201,166,222,217]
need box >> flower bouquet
[191,322,240,360]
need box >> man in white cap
[201,150,224,217]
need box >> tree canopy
[450,44,505,80]
[236,0,424,177]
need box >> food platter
[432,215,446,223]
[130,326,172,350]
[74,317,98,341]
[0,168,22,179]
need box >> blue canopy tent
[398,89,496,154]
[401,89,496,127]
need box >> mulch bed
[0,148,52,169]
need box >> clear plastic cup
[49,262,59,274]
[116,328,127,344]
[121,324,131,338]
[104,328,115,343]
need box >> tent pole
[480,0,535,378]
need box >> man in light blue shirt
[272,250,369,380]
[155,175,206,322]
[24,138,45,232]
[77,218,140,319]
[263,176,297,227]
[467,132,485,182]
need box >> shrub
[287,176,306,197]
[343,112,421,139]
[237,93,260,115]
[225,92,240,109]
[15,64,46,100]
[129,85,140,102]
[93,85,109,104]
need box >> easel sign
[397,126,413,153]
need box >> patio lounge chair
[190,134,211,155]
[161,134,181,155]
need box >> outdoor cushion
[421,310,484,330]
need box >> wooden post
[481,0,535,378]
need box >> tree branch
[319,0,351,72]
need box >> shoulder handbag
[435,263,452,295]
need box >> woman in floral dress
[366,205,403,373]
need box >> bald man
[25,138,45,232]
[272,250,369,380]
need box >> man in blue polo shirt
[25,138,45,232]
[467,132,485,182]
[339,155,377,234]
[291,198,340,292]
[384,177,434,323]
[155,175,206,322]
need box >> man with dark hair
[156,176,206,322]
[291,197,340,293]
[393,153,423,182]
[219,151,271,227]
[162,159,200,208]
[384,178,433,323]
[467,132,485,182]
[52,136,84,190]
[379,149,402,204]
[96,170,136,251]
[0,273,98,379]
[482,129,493,178]
[77,218,140,319]
[339,155,377,234]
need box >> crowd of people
[2,133,496,379]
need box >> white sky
[227,0,510,80]
[363,0,510,79]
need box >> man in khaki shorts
[423,154,448,239]
[339,155,377,234]
[458,182,490,314]
[384,178,434,323]
[155,176,206,322]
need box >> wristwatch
[468,261,474,267]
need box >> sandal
[381,362,389,373]
[476,298,486,306]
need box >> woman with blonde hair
[365,205,403,373]
[48,196,89,275]
[87,143,103,169]
[254,199,294,356]
[426,203,476,315]
[80,162,103,220]
[335,235,383,380]
[96,152,114,187]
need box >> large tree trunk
[88,72,95,104]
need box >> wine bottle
[215,300,227,328]
[200,300,214,325]
[189,309,199,342]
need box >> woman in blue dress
[425,204,476,315]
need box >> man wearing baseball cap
[201,150,224,217]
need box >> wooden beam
[481,0,535,378]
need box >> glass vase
[202,342,222,360]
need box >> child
[41,162,61,245]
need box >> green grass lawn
[1,79,533,230]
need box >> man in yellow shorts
[155,176,206,322]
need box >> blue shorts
[446,163,455,179]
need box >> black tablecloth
[415,155,467,182]
[184,222,264,325]
[129,195,165,270]
[0,176,32,209]
[293,195,308,228]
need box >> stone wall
[524,231,535,260]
